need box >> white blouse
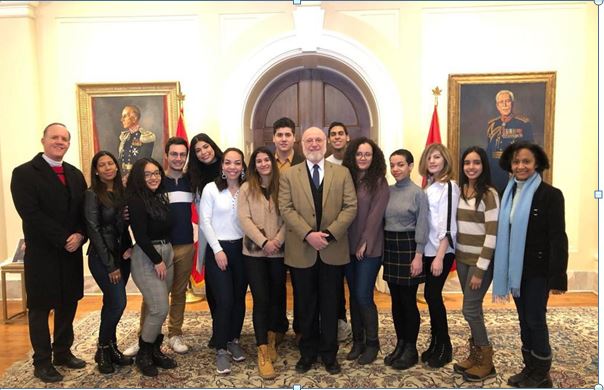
[424,180,460,257]
[199,182,243,254]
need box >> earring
[95,172,99,176]
[241,171,246,180]
[221,171,226,179]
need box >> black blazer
[10,153,87,309]
[84,189,132,273]
[522,181,568,291]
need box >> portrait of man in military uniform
[118,104,156,178]
[450,72,554,194]
[486,89,534,191]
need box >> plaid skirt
[382,230,425,286]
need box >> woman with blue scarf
[493,141,568,388]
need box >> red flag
[176,108,188,140]
[422,104,441,188]
[176,108,206,288]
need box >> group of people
[10,117,567,389]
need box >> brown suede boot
[257,345,276,379]
[267,331,278,363]
[463,345,497,382]
[453,338,478,374]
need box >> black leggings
[388,282,420,344]
[423,253,455,338]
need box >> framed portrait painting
[76,82,181,182]
[447,72,555,192]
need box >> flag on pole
[422,104,441,188]
[176,108,206,288]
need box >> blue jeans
[88,254,130,344]
[205,239,248,350]
[345,255,382,308]
[345,255,382,342]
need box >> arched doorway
[243,54,378,156]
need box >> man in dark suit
[279,127,357,374]
[11,123,88,383]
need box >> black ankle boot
[152,334,177,369]
[392,342,418,370]
[135,337,158,377]
[517,352,553,388]
[384,339,405,366]
[508,348,533,387]
[421,333,436,362]
[108,340,133,366]
[346,341,365,360]
[427,335,452,368]
[95,342,115,374]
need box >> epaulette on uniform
[119,130,130,142]
[487,117,499,125]
[514,114,530,123]
[139,128,156,143]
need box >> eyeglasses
[144,171,161,180]
[303,137,325,145]
[355,152,373,159]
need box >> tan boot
[463,345,497,382]
[257,345,276,379]
[267,331,278,362]
[453,338,478,374]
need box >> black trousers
[28,301,78,367]
[388,282,420,344]
[513,275,551,357]
[290,258,343,365]
[423,253,455,338]
[244,256,287,345]
[205,240,248,350]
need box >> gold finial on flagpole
[432,86,442,106]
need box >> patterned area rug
[0,307,597,388]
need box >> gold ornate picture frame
[76,82,181,182]
[447,72,555,191]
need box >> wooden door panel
[252,67,371,153]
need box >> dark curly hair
[498,140,550,174]
[342,137,386,194]
[90,150,125,209]
[215,147,247,191]
[186,133,223,196]
[459,146,494,210]
[126,158,169,220]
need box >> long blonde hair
[418,143,455,186]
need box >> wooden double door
[251,68,372,153]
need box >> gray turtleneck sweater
[384,177,429,254]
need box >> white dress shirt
[424,180,460,257]
[305,158,325,185]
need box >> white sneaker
[168,335,189,354]
[122,341,139,357]
[337,319,352,342]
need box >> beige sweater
[237,182,285,258]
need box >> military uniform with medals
[118,128,156,177]
[486,114,533,192]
